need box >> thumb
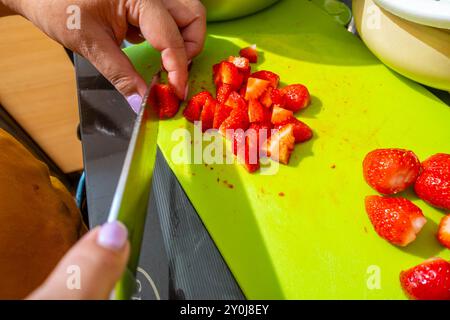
[27,221,130,300]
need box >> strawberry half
[400,258,450,300]
[363,149,421,195]
[239,45,258,63]
[275,117,313,143]
[183,91,212,122]
[232,129,260,173]
[280,84,311,112]
[213,61,243,90]
[414,153,450,210]
[365,195,427,246]
[219,107,250,137]
[251,70,280,88]
[271,106,294,125]
[245,77,270,101]
[225,91,247,110]
[262,124,295,165]
[200,97,217,132]
[438,215,450,249]
[150,84,180,119]
[216,83,233,104]
[213,104,233,130]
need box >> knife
[107,71,161,300]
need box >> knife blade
[107,71,161,300]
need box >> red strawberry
[400,258,450,300]
[245,77,270,101]
[249,122,272,148]
[262,124,295,165]
[219,107,250,137]
[213,104,233,130]
[259,87,273,108]
[280,84,311,112]
[276,117,313,143]
[414,153,450,210]
[239,45,258,63]
[232,129,260,173]
[183,91,212,122]
[271,106,294,125]
[363,149,421,195]
[228,56,251,78]
[438,215,450,249]
[150,84,180,119]
[213,61,243,90]
[251,70,280,88]
[216,83,233,104]
[248,99,268,123]
[200,97,217,132]
[270,88,284,107]
[365,195,426,246]
[225,91,247,110]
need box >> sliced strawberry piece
[245,77,271,101]
[213,104,233,130]
[271,88,284,107]
[219,108,250,137]
[260,87,273,108]
[276,117,313,143]
[228,56,251,75]
[262,124,295,165]
[248,99,266,123]
[232,130,260,173]
[280,84,311,112]
[438,215,450,249]
[216,83,233,104]
[400,258,450,300]
[239,45,258,63]
[363,149,421,195]
[200,97,217,132]
[251,70,280,88]
[415,153,450,210]
[249,122,272,149]
[183,91,212,122]
[224,91,247,110]
[149,84,180,119]
[213,61,243,90]
[365,195,426,246]
[271,106,294,125]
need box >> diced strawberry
[271,88,284,107]
[224,91,247,110]
[219,108,250,137]
[149,84,180,119]
[251,70,280,88]
[365,195,427,246]
[249,122,272,149]
[232,130,260,173]
[248,99,266,123]
[239,45,258,63]
[280,84,311,112]
[415,153,450,210]
[183,91,212,122]
[262,124,295,165]
[228,56,251,75]
[216,83,233,104]
[438,215,450,249]
[213,104,233,130]
[213,61,243,90]
[400,258,450,300]
[245,77,270,101]
[200,97,217,132]
[275,117,313,143]
[271,106,294,125]
[260,87,273,108]
[363,149,421,195]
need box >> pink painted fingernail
[97,221,128,251]
[126,94,142,114]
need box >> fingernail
[184,84,189,101]
[97,221,128,251]
[126,94,142,114]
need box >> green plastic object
[125,0,450,299]
[201,0,280,22]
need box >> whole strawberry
[365,195,426,246]
[363,149,421,194]
[400,258,450,300]
[414,153,450,210]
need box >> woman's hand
[28,221,130,300]
[4,0,206,103]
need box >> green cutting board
[126,0,450,299]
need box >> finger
[27,222,130,300]
[137,0,188,99]
[82,35,148,108]
[126,25,145,44]
[163,0,207,59]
